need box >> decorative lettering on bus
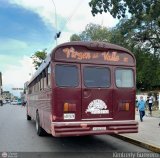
[102,52,119,61]
[63,47,91,60]
[123,57,129,62]
[63,47,128,62]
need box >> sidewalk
[113,110,160,153]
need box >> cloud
[2,0,118,97]
[0,38,28,55]
[2,56,35,96]
[8,0,118,44]
[8,0,59,29]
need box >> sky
[0,0,118,97]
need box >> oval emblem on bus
[85,99,109,114]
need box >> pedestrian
[148,95,153,116]
[137,96,146,122]
[22,101,26,107]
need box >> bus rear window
[84,67,110,88]
[115,69,134,88]
[55,65,78,87]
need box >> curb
[111,134,160,153]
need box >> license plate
[93,127,106,131]
[64,113,75,120]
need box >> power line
[50,0,85,42]
[51,0,58,45]
[60,0,85,34]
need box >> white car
[11,100,18,105]
[3,100,7,104]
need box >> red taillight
[119,102,130,111]
[64,103,76,112]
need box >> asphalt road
[0,104,152,157]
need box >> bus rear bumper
[51,120,138,137]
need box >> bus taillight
[64,103,76,112]
[119,102,130,111]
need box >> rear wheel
[0,101,3,106]
[36,112,46,136]
[26,105,31,120]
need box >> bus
[26,41,138,137]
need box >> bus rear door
[81,64,113,120]
[54,63,82,121]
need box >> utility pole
[0,72,3,106]
[51,0,61,45]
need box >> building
[3,91,12,100]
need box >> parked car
[0,100,3,106]
[11,100,18,105]
[3,100,7,104]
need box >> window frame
[115,68,134,88]
[83,66,111,88]
[55,64,79,88]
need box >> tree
[89,0,160,25]
[109,20,160,90]
[70,34,81,41]
[89,0,160,55]
[70,22,160,91]
[31,49,47,70]
[70,23,111,42]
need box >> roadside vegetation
[70,0,160,91]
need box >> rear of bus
[50,42,138,137]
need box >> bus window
[43,70,47,89]
[35,79,38,92]
[84,67,110,88]
[37,78,40,91]
[40,73,44,90]
[115,69,134,88]
[55,65,78,87]
[47,64,51,88]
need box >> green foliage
[109,20,160,91]
[70,21,160,91]
[70,34,81,41]
[31,49,47,70]
[89,0,160,55]
[89,0,160,25]
[70,23,111,42]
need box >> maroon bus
[26,41,138,137]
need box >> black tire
[27,114,31,121]
[26,105,31,120]
[0,101,3,106]
[36,112,46,136]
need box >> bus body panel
[112,88,136,120]
[27,90,52,133]
[50,120,138,137]
[81,64,113,120]
[112,67,136,120]
[26,41,138,137]
[52,63,82,122]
